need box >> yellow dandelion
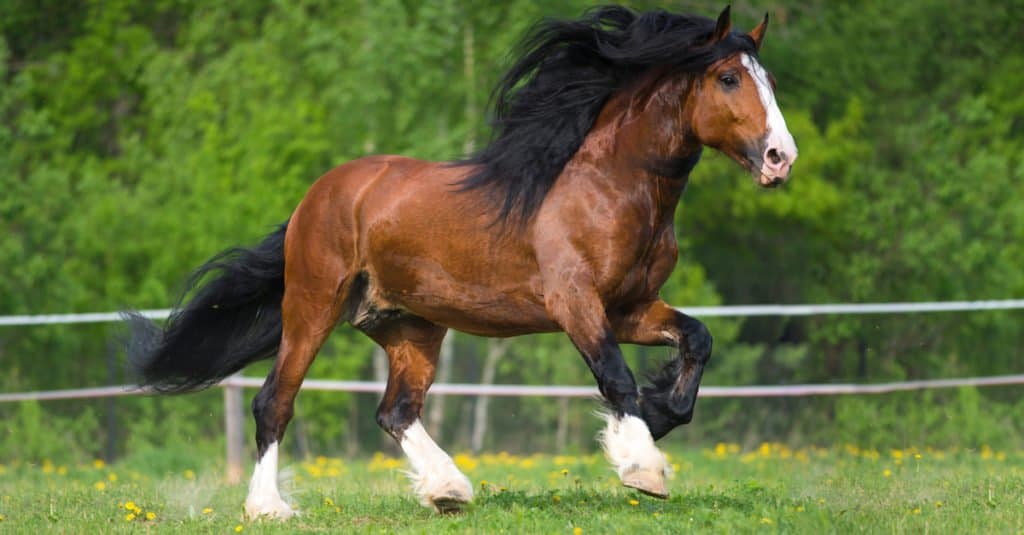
[935,501,944,508]
[202,507,213,514]
[145,511,156,521]
[93,459,105,469]
[0,513,5,521]
[573,528,582,535]
[335,507,341,513]
[57,466,68,475]
[911,507,921,515]
[125,513,136,522]
[883,468,892,478]
[761,517,774,525]
[552,495,561,504]
[796,506,805,512]
[108,473,118,482]
[184,469,195,480]
[234,524,244,532]
[628,499,639,506]
[94,481,107,491]
[480,480,489,488]
[561,468,569,476]
[324,497,334,506]
[125,501,138,512]
[454,453,479,471]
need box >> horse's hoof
[428,483,472,514]
[431,496,468,514]
[621,469,669,499]
[244,498,296,520]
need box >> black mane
[457,5,758,226]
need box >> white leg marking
[599,413,669,478]
[244,443,295,520]
[400,419,473,510]
[599,413,670,497]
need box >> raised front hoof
[621,469,669,499]
[244,498,296,521]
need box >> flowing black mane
[457,5,758,226]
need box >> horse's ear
[749,13,769,51]
[713,5,733,42]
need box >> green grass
[2,445,1023,533]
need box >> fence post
[224,375,245,484]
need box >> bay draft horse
[126,5,797,518]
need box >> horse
[125,5,797,518]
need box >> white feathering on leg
[597,412,671,479]
[244,443,295,520]
[399,420,473,509]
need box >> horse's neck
[571,75,699,216]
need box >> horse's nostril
[766,148,782,165]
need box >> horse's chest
[604,225,678,302]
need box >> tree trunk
[555,396,570,452]
[426,331,455,438]
[471,338,511,452]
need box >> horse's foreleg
[367,318,472,513]
[545,288,670,498]
[614,300,712,440]
[245,279,344,519]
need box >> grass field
[2,443,1022,533]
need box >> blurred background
[2,0,1023,467]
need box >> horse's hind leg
[244,266,346,519]
[364,317,472,513]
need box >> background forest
[2,0,1023,464]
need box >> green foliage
[0,401,99,461]
[833,388,1024,450]
[1,0,1023,459]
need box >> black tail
[124,222,288,393]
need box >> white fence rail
[2,299,1024,326]
[2,299,1023,480]
[4,374,1024,404]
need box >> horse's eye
[719,74,739,88]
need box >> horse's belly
[398,290,558,337]
[370,260,557,336]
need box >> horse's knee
[376,388,420,441]
[683,318,712,362]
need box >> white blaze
[740,53,798,167]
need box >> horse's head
[689,8,797,187]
